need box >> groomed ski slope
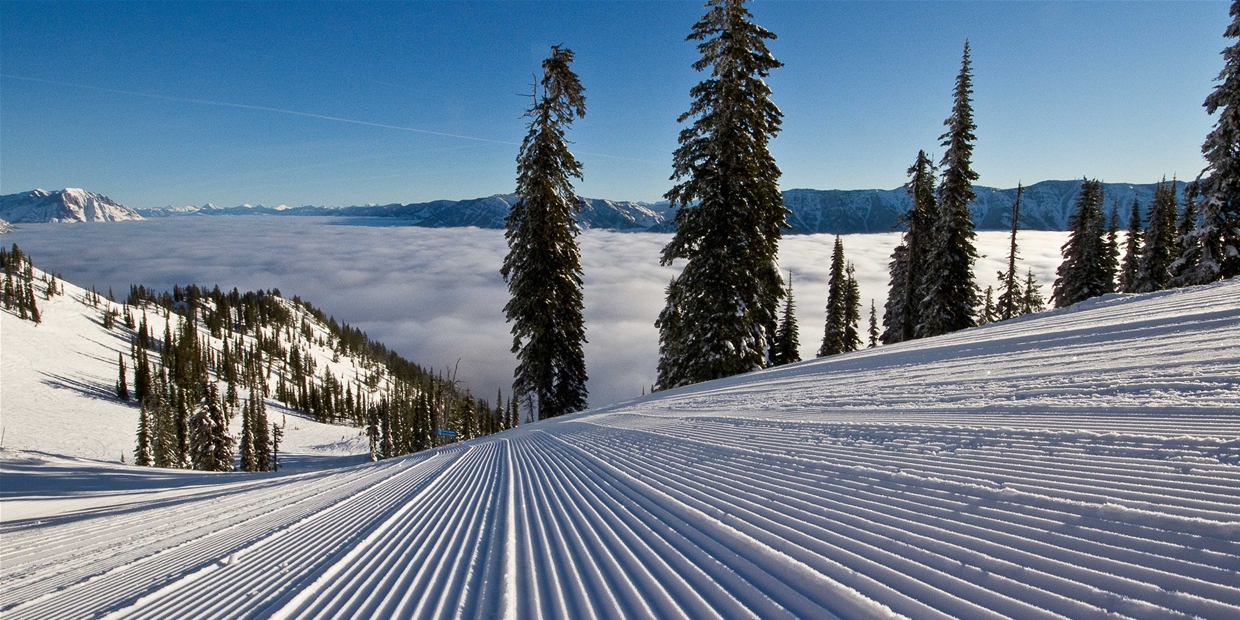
[3,280,1239,619]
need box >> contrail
[2,74,663,163]
[2,73,518,144]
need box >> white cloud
[7,218,1066,408]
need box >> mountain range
[1,180,1183,233]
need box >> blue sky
[1,1,1231,208]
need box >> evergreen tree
[116,353,129,401]
[502,45,589,419]
[867,301,879,348]
[1193,0,1240,282]
[188,385,216,470]
[134,403,154,467]
[842,264,862,353]
[1171,181,1205,285]
[818,237,848,357]
[1134,179,1180,292]
[28,280,40,324]
[882,150,937,344]
[176,390,190,468]
[1053,179,1108,307]
[920,42,980,337]
[656,0,786,389]
[366,404,380,461]
[1021,268,1047,315]
[271,423,282,472]
[1103,205,1121,294]
[770,272,801,366]
[979,286,997,325]
[995,184,1024,320]
[239,399,256,472]
[253,391,271,471]
[1120,198,1144,292]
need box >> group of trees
[2,244,44,324]
[1054,4,1239,306]
[114,280,512,471]
[879,43,1036,345]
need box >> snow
[2,269,1238,618]
[0,189,143,223]
[0,266,373,465]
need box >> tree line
[502,0,1239,410]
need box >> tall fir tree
[842,264,862,353]
[882,150,937,344]
[239,399,256,472]
[656,0,787,389]
[1103,205,1121,294]
[920,42,980,338]
[1053,179,1109,307]
[134,403,154,467]
[116,353,129,401]
[1120,198,1143,292]
[502,45,589,419]
[1134,179,1180,292]
[867,301,879,348]
[770,272,801,366]
[1191,0,1240,282]
[995,184,1024,320]
[818,237,848,357]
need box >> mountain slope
[0,189,143,223]
[3,278,1237,619]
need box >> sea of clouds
[6,217,1067,408]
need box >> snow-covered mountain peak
[0,188,143,223]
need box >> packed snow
[2,270,1237,618]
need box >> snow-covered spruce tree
[882,150,937,344]
[1171,180,1213,286]
[770,272,801,366]
[979,286,997,325]
[1191,0,1240,282]
[502,45,589,419]
[995,183,1024,321]
[253,391,271,471]
[1121,198,1144,292]
[842,263,862,353]
[134,403,154,467]
[818,237,848,357]
[1103,205,1121,295]
[1053,179,1108,307]
[1021,268,1047,315]
[656,0,787,389]
[1134,179,1180,292]
[920,42,980,338]
[867,301,879,348]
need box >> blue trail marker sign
[434,428,458,438]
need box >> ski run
[3,275,1240,618]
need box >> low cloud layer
[8,218,1066,408]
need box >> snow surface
[2,276,1238,619]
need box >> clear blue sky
[1,1,1231,208]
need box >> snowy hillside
[0,188,143,223]
[0,256,446,464]
[0,218,14,234]
[3,278,1237,619]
